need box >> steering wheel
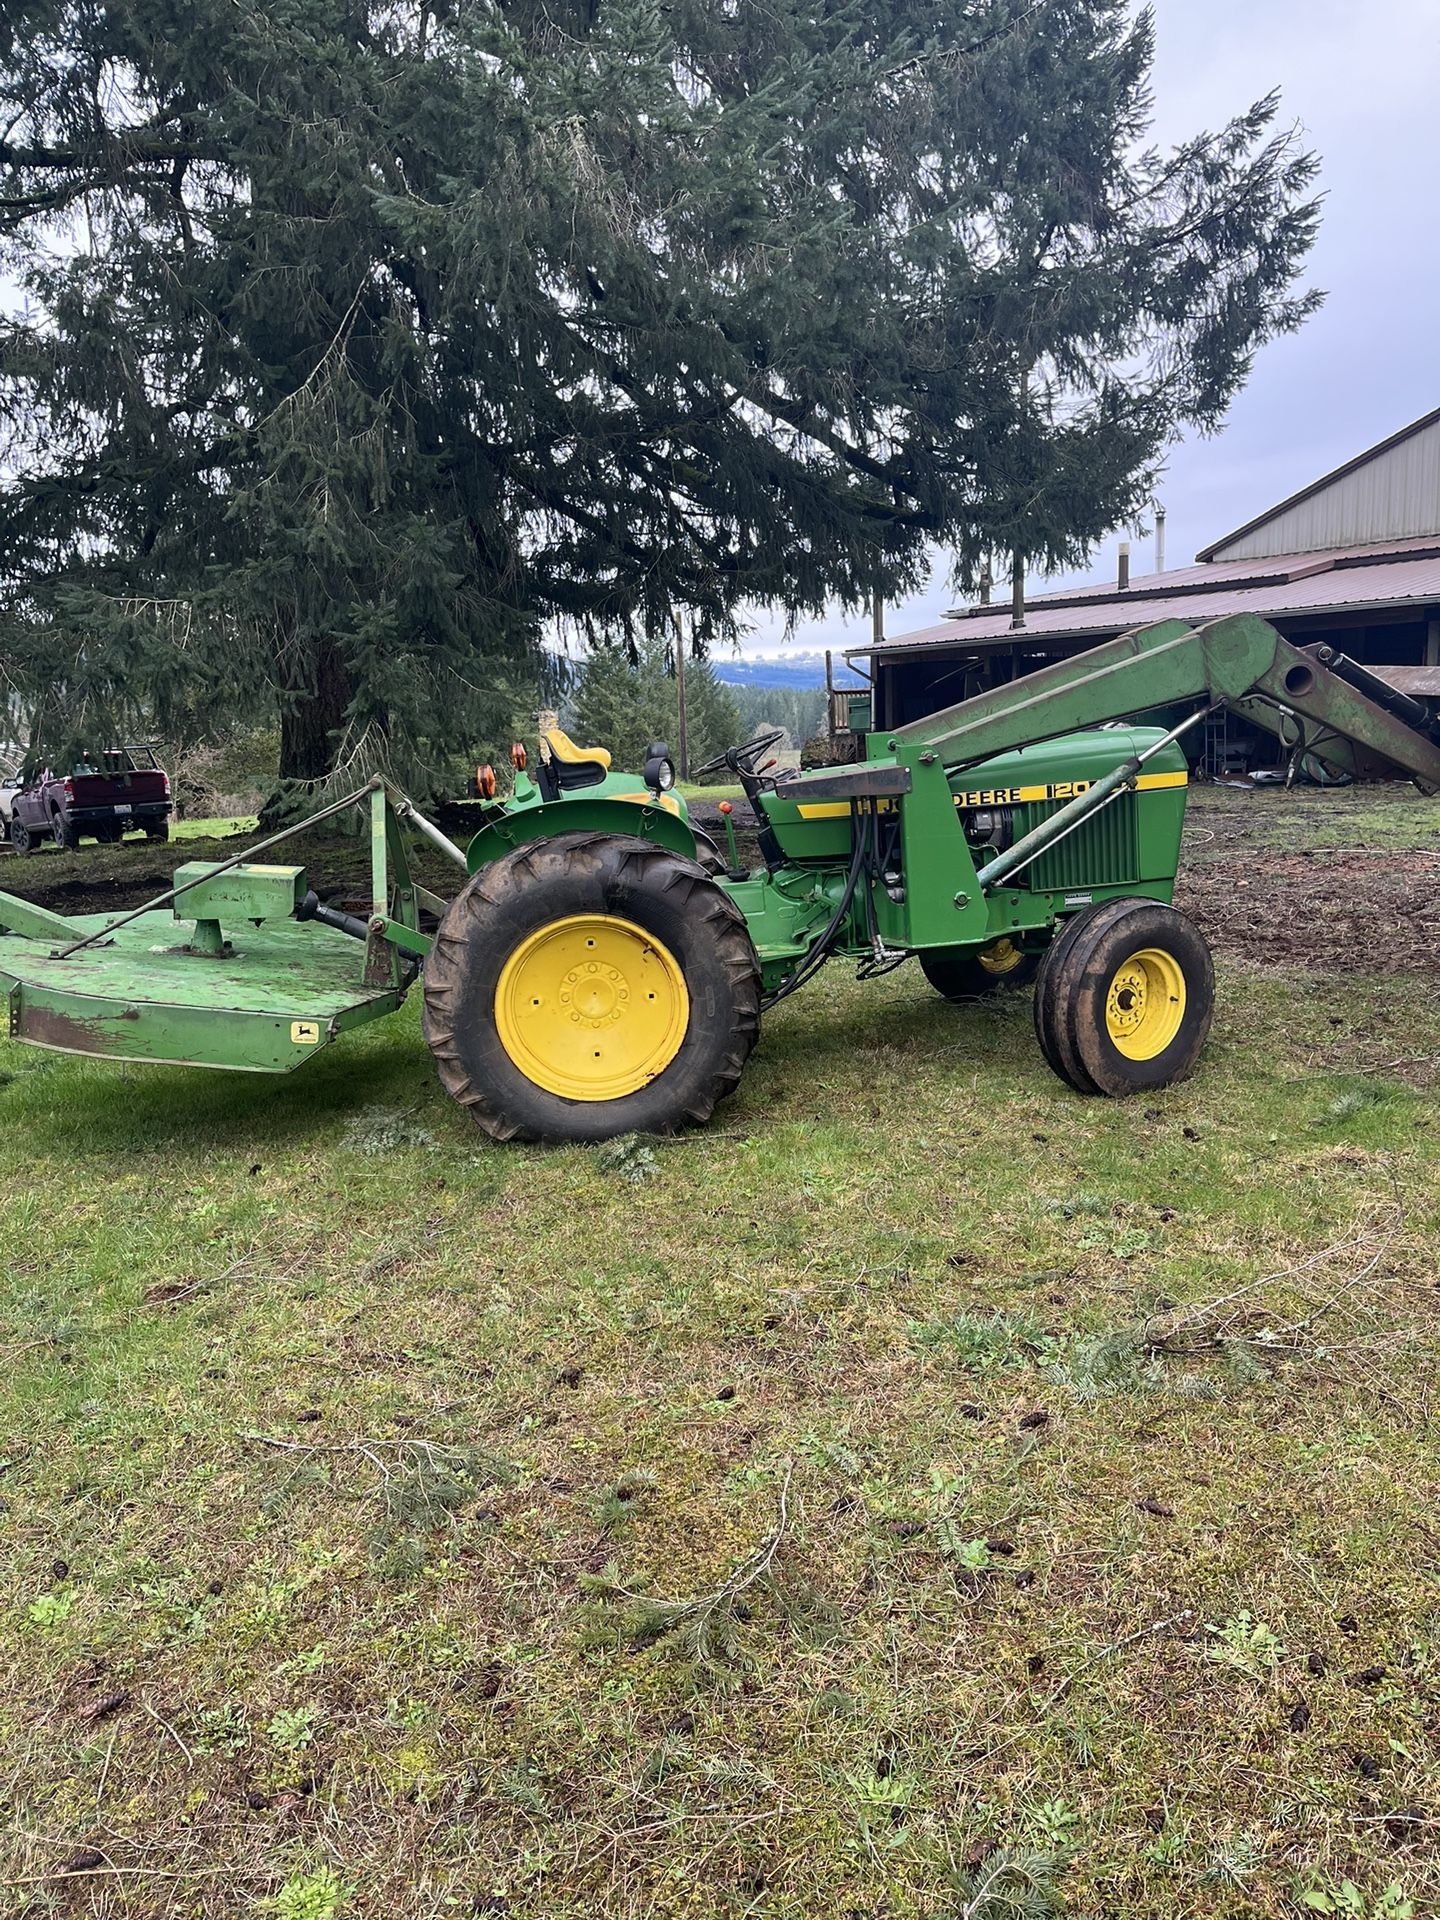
[692,728,788,782]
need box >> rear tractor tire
[423,831,762,1143]
[1033,898,1214,1097]
[920,937,1040,1000]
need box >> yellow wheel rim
[978,937,1025,977]
[1104,947,1186,1061]
[494,914,689,1101]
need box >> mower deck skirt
[0,911,403,1072]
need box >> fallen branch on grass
[1139,1197,1405,1360]
[585,1460,795,1665]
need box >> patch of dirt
[1176,848,1440,975]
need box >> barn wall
[1207,419,1440,560]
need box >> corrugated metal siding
[1207,419,1440,561]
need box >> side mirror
[643,741,676,792]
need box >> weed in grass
[846,1763,916,1852]
[267,1703,321,1751]
[936,1520,992,1570]
[192,1702,250,1753]
[1034,1191,1108,1220]
[1143,1819,1190,1868]
[1299,1877,1416,1918]
[1206,1611,1284,1676]
[1318,1084,1394,1125]
[909,1309,1043,1372]
[1204,1829,1268,1887]
[1023,1797,1080,1852]
[25,1588,74,1628]
[271,1865,349,1920]
[342,1103,436,1154]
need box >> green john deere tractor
[2,614,1437,1142]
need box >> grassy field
[1,788,1438,1918]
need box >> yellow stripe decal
[794,770,1186,821]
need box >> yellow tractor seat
[540,728,611,793]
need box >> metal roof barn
[848,410,1440,776]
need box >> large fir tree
[0,2,1319,791]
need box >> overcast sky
[740,0,1440,658]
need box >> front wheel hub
[1104,947,1186,1061]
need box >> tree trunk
[277,631,352,784]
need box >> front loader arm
[892,614,1440,792]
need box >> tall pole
[672,612,689,782]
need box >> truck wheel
[1034,899,1214,1097]
[920,938,1040,1000]
[423,831,762,1143]
[51,812,76,851]
[146,822,170,844]
[10,818,34,857]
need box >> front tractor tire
[1033,899,1214,1097]
[920,937,1040,1000]
[423,832,762,1144]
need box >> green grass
[1185,781,1440,855]
[173,813,259,840]
[1,790,1438,1917]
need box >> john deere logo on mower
[290,1021,321,1045]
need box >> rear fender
[465,794,698,873]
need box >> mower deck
[0,910,404,1072]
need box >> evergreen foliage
[729,683,829,747]
[0,2,1319,792]
[571,637,741,774]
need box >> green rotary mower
[3,613,1438,1142]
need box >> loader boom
[891,613,1440,791]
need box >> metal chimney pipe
[1154,505,1166,575]
[1010,549,1025,630]
[1117,541,1131,593]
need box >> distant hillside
[712,651,868,692]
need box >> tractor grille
[1015,793,1140,893]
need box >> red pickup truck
[8,746,173,854]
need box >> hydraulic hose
[761,804,873,1011]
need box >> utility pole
[672,612,689,782]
